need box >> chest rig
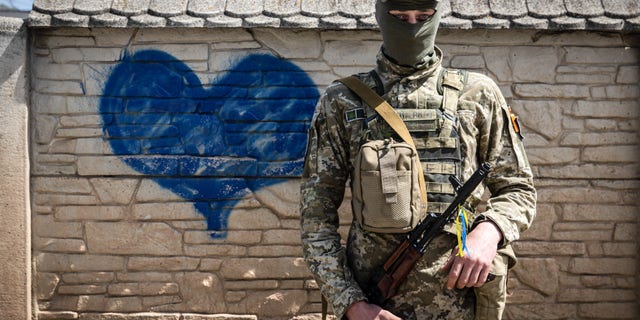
[364,68,468,215]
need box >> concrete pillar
[0,16,30,320]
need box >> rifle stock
[369,162,492,305]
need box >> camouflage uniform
[300,48,536,320]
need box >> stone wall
[29,27,639,320]
[0,17,30,320]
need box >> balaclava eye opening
[375,0,442,68]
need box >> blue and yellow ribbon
[455,205,471,257]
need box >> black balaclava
[375,0,442,68]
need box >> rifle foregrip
[376,247,422,302]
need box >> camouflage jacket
[300,49,536,319]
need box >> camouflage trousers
[348,224,513,320]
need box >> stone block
[613,223,637,241]
[182,314,257,320]
[127,257,200,271]
[247,245,303,257]
[85,222,182,255]
[323,40,380,66]
[578,303,638,319]
[227,208,281,230]
[55,206,125,221]
[184,230,260,245]
[262,229,302,245]
[569,258,636,275]
[132,202,200,221]
[583,145,639,163]
[36,253,125,272]
[538,164,637,180]
[513,241,586,256]
[135,180,184,202]
[33,177,92,194]
[245,290,308,317]
[184,244,247,257]
[503,303,577,319]
[90,178,139,204]
[58,285,107,295]
[512,258,559,296]
[36,272,60,300]
[484,46,557,83]
[51,47,124,63]
[79,313,180,320]
[565,46,639,64]
[107,282,179,296]
[156,273,226,313]
[617,65,640,84]
[511,100,564,140]
[526,147,579,165]
[562,204,637,223]
[220,257,310,279]
[253,29,321,59]
[62,272,115,284]
[35,238,87,253]
[34,215,83,238]
[38,311,79,320]
[558,288,636,302]
[514,84,590,98]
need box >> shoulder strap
[337,76,427,207]
[338,76,415,146]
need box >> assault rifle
[369,162,493,305]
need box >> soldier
[300,0,536,319]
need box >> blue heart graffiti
[100,50,319,238]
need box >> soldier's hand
[441,221,502,289]
[346,301,401,320]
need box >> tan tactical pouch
[338,76,428,234]
[352,139,425,233]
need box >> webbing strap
[379,146,399,203]
[338,76,427,206]
[439,69,464,138]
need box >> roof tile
[26,0,640,31]
[603,0,640,19]
[450,0,490,19]
[167,14,204,27]
[281,15,319,28]
[111,0,150,17]
[565,0,603,18]
[129,13,166,27]
[263,0,301,17]
[440,15,473,29]
[34,0,74,14]
[301,0,337,18]
[187,0,225,17]
[51,11,88,26]
[73,0,111,15]
[550,16,586,30]
[489,0,527,19]
[320,15,357,29]
[527,0,566,18]
[473,16,510,29]
[339,0,374,18]
[512,16,549,29]
[243,14,280,27]
[149,0,188,17]
[587,16,625,30]
[90,12,129,27]
[204,14,243,27]
[225,0,262,18]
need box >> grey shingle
[26,0,640,30]
[111,0,150,17]
[587,16,625,30]
[282,15,319,28]
[565,0,603,18]
[490,0,527,19]
[450,0,490,19]
[320,15,357,29]
[473,16,510,29]
[34,0,74,14]
[264,0,301,18]
[187,0,225,17]
[440,15,473,29]
[225,0,262,18]
[243,14,280,27]
[51,12,89,26]
[301,0,337,18]
[527,0,566,18]
[550,16,586,30]
[512,16,548,29]
[339,0,374,18]
[90,12,129,27]
[149,0,188,17]
[129,13,166,27]
[74,0,111,15]
[168,14,205,27]
[205,15,243,27]
[603,0,640,19]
